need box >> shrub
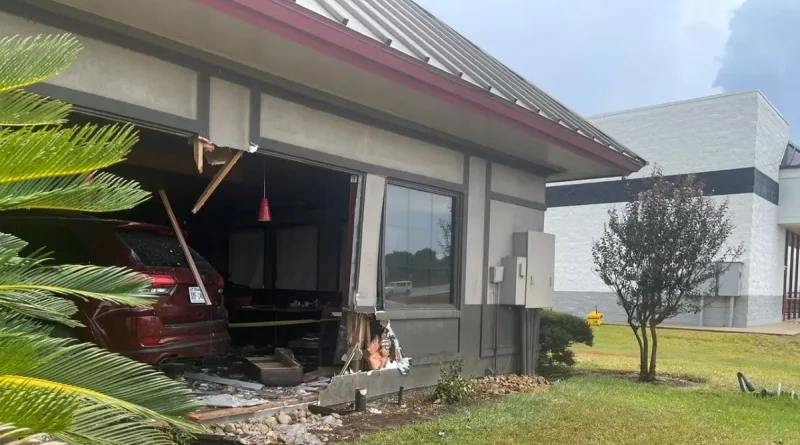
[432,359,475,405]
[538,310,594,368]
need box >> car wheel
[387,290,394,297]
[404,289,411,297]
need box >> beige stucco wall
[0,11,197,119]
[260,94,464,184]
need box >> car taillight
[142,274,177,295]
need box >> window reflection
[383,184,454,307]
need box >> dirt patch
[314,390,464,443]
[572,369,704,388]
[577,350,639,359]
[317,375,550,443]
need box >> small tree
[592,169,743,382]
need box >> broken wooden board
[192,150,244,214]
[187,394,319,424]
[244,348,304,387]
[183,372,264,391]
[159,190,211,305]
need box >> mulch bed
[318,375,550,443]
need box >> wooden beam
[193,137,204,174]
[191,150,244,214]
[158,190,212,306]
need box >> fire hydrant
[587,309,604,326]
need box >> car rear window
[117,230,213,270]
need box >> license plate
[189,287,205,304]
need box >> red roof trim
[193,0,642,173]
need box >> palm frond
[2,332,202,420]
[0,89,71,126]
[0,232,27,255]
[0,123,138,184]
[0,172,151,212]
[0,334,198,443]
[0,381,77,437]
[0,34,81,93]
[0,310,51,336]
[18,335,203,422]
[56,405,180,445]
[0,373,201,431]
[0,289,79,327]
[0,423,64,444]
[0,264,153,306]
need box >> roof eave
[194,0,645,175]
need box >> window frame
[378,179,463,310]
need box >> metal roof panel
[297,0,644,164]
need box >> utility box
[512,231,556,308]
[716,262,742,297]
[499,256,527,305]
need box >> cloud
[416,0,743,115]
[714,0,800,136]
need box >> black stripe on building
[547,167,779,208]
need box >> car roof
[0,211,174,234]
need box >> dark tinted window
[382,184,455,308]
[117,230,212,270]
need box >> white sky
[415,0,746,116]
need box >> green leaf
[57,405,181,445]
[0,288,79,328]
[0,123,138,184]
[0,89,71,126]
[0,34,82,93]
[0,172,151,213]
[0,334,198,444]
[0,264,154,307]
[0,381,78,437]
[17,334,203,426]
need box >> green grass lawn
[351,326,800,445]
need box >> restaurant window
[382,183,455,308]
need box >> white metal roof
[291,0,645,165]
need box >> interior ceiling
[106,123,351,214]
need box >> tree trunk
[638,325,649,381]
[646,324,658,381]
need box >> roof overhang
[44,0,644,180]
[195,0,644,179]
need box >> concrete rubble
[207,407,343,444]
[185,371,331,408]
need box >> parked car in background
[385,280,412,297]
[0,213,229,364]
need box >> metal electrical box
[499,256,527,305]
[716,262,742,297]
[512,231,556,308]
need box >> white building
[546,91,800,328]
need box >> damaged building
[1,0,645,414]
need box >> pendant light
[257,159,271,222]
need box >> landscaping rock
[476,374,550,396]
[278,412,293,425]
[264,415,279,429]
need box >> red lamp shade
[257,197,272,222]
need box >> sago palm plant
[0,34,202,444]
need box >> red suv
[0,213,229,364]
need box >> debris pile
[207,408,343,444]
[184,370,331,408]
[475,374,550,396]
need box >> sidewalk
[657,321,800,336]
